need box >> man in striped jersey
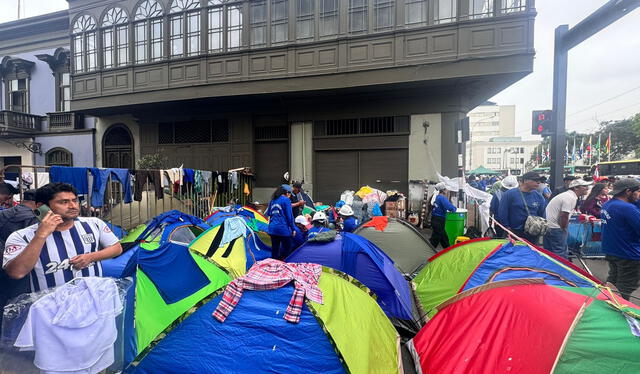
[3,183,123,292]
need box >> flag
[565,141,569,163]
[606,132,611,154]
[587,136,592,163]
[571,137,576,163]
[596,134,601,163]
[578,137,584,160]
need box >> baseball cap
[568,179,592,188]
[521,172,543,182]
[610,178,640,196]
[295,215,310,226]
[502,176,518,189]
[435,182,446,191]
[281,184,293,193]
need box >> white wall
[409,113,442,182]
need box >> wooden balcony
[0,110,43,137]
[47,111,84,131]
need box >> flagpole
[608,132,611,162]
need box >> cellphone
[33,205,51,222]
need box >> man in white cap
[430,183,457,249]
[543,179,592,258]
[308,211,329,240]
[601,178,640,300]
[339,205,359,233]
[293,215,311,248]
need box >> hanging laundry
[218,171,229,193]
[194,170,203,193]
[213,259,323,324]
[14,277,123,374]
[229,171,239,190]
[89,168,132,207]
[219,216,248,248]
[161,170,173,188]
[183,169,195,184]
[50,166,89,194]
[133,170,164,201]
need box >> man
[543,179,592,258]
[0,182,18,210]
[489,176,518,237]
[430,183,457,249]
[550,175,577,199]
[290,182,307,217]
[537,176,552,200]
[3,183,123,292]
[497,171,547,244]
[0,189,38,334]
[293,215,310,249]
[601,178,640,300]
[338,205,359,233]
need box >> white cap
[339,205,354,216]
[295,215,310,226]
[312,211,327,222]
[569,179,593,188]
[502,175,519,190]
[435,183,446,191]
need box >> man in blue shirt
[430,183,457,249]
[497,172,546,244]
[601,178,640,300]
[338,205,359,233]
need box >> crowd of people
[482,171,640,300]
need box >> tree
[137,153,168,169]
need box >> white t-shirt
[545,190,578,229]
[3,217,119,292]
[15,277,122,374]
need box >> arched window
[46,148,73,167]
[208,0,243,53]
[169,0,201,57]
[72,15,97,73]
[101,7,129,69]
[134,0,164,63]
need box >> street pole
[549,0,640,189]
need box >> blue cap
[335,200,346,209]
[281,184,293,193]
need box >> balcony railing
[0,110,43,135]
[47,111,84,131]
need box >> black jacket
[0,204,37,251]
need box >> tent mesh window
[314,116,409,137]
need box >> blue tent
[102,210,209,278]
[286,232,414,321]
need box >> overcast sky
[1,0,639,139]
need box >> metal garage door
[314,148,408,204]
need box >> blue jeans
[543,228,568,258]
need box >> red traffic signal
[532,110,553,136]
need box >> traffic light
[532,110,554,136]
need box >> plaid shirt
[213,259,323,324]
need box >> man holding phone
[3,183,122,291]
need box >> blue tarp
[286,233,413,320]
[462,242,594,291]
[129,285,346,374]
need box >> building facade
[466,101,539,174]
[0,11,96,181]
[3,0,536,203]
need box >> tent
[127,262,402,374]
[286,232,414,323]
[354,217,436,276]
[189,218,272,278]
[103,210,210,278]
[412,238,600,317]
[467,165,501,175]
[108,241,231,367]
[407,280,640,374]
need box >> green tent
[468,166,501,175]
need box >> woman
[580,183,609,218]
[266,184,296,259]
[430,182,457,249]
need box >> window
[158,119,229,144]
[319,0,338,36]
[314,116,409,137]
[296,0,314,39]
[349,0,368,32]
[134,0,164,63]
[101,8,129,69]
[271,0,288,44]
[208,1,244,52]
[72,15,97,73]
[405,0,426,25]
[501,0,526,13]
[434,0,456,24]
[46,148,73,167]
[250,1,266,46]
[7,78,28,113]
[469,0,493,19]
[374,0,394,30]
[169,0,201,58]
[58,73,71,112]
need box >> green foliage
[137,153,168,169]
